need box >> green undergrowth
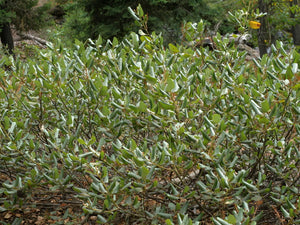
[0,21,299,224]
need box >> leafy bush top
[0,21,299,224]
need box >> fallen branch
[238,44,260,58]
[17,32,49,46]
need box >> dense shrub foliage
[0,21,299,224]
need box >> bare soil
[37,0,51,7]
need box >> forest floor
[37,0,52,7]
[0,172,101,224]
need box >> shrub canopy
[0,20,299,224]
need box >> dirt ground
[37,0,51,7]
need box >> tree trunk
[258,0,269,57]
[292,24,300,46]
[291,0,300,46]
[0,22,14,54]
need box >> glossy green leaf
[261,99,270,113]
[169,43,179,53]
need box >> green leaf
[112,37,119,46]
[261,99,270,113]
[169,43,179,53]
[212,114,221,123]
[166,78,175,92]
[212,218,222,225]
[96,35,103,46]
[73,187,88,194]
[77,138,86,145]
[130,139,137,150]
[112,181,120,194]
[250,100,262,115]
[292,63,298,74]
[97,215,107,223]
[145,75,157,83]
[12,217,22,225]
[242,180,258,191]
[128,172,142,180]
[216,167,229,188]
[8,121,16,134]
[139,166,149,180]
[131,32,140,48]
[133,157,144,167]
[157,212,172,219]
[158,101,174,110]
[280,206,290,218]
[196,181,207,191]
[104,198,111,209]
[285,66,294,79]
[227,215,236,224]
[204,116,215,128]
[216,217,232,225]
[137,4,144,17]
[128,7,140,21]
[165,219,174,225]
[197,20,204,33]
[137,101,147,112]
[102,167,108,180]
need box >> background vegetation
[0,0,51,53]
[57,0,228,45]
[56,0,300,48]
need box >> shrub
[0,20,299,224]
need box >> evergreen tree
[62,0,222,43]
[0,0,14,53]
[290,0,300,46]
[0,0,50,54]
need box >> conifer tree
[62,0,220,43]
[0,0,50,53]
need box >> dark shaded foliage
[62,0,222,43]
[0,0,50,53]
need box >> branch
[17,32,49,46]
